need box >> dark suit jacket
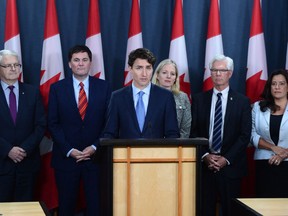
[0,82,46,175]
[48,76,111,171]
[190,89,251,178]
[104,84,180,138]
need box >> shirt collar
[1,80,19,90]
[73,75,89,87]
[132,82,151,96]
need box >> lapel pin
[230,97,233,101]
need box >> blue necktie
[136,91,145,131]
[212,93,222,152]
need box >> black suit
[48,76,111,216]
[104,84,179,139]
[0,82,46,201]
[190,88,251,216]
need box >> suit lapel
[224,90,235,134]
[143,84,156,132]
[65,78,80,118]
[281,104,288,127]
[204,90,213,135]
[125,86,141,131]
[16,83,26,125]
[0,85,13,124]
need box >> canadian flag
[124,0,143,86]
[285,43,288,70]
[203,0,223,91]
[85,0,105,80]
[169,0,190,98]
[4,0,23,82]
[246,0,268,103]
[37,0,64,209]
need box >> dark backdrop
[0,0,287,94]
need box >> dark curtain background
[0,0,287,94]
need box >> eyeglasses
[210,69,230,74]
[0,63,22,69]
[271,81,287,87]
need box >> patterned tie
[212,93,222,152]
[8,85,17,124]
[136,91,145,131]
[78,82,88,120]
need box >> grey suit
[174,91,191,138]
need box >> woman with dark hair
[251,69,288,197]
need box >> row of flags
[2,0,288,209]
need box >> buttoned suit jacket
[190,88,251,178]
[104,84,180,139]
[0,82,46,175]
[48,76,111,170]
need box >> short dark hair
[259,69,288,112]
[68,45,92,62]
[128,48,156,67]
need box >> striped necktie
[78,82,88,120]
[212,93,222,152]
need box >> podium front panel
[113,146,196,216]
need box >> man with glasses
[0,50,46,201]
[190,54,251,216]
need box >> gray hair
[0,50,19,64]
[209,54,234,71]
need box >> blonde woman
[152,59,191,138]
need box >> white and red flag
[203,0,223,91]
[85,0,105,80]
[169,0,190,98]
[124,0,143,86]
[4,0,23,81]
[37,0,64,209]
[246,0,268,103]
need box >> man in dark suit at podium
[104,48,179,139]
[190,54,251,216]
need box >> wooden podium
[100,138,208,216]
[0,202,49,216]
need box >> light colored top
[173,91,191,138]
[251,101,288,160]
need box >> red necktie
[78,82,88,120]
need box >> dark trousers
[0,168,37,202]
[201,166,241,216]
[55,163,100,216]
[255,160,288,198]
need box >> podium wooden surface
[0,202,46,216]
[233,198,288,216]
[100,138,208,216]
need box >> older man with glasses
[0,49,46,202]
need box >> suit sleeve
[190,94,199,138]
[251,102,261,148]
[103,92,119,139]
[19,89,46,155]
[47,84,72,155]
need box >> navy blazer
[0,82,46,174]
[190,89,251,178]
[48,76,111,170]
[104,84,180,139]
